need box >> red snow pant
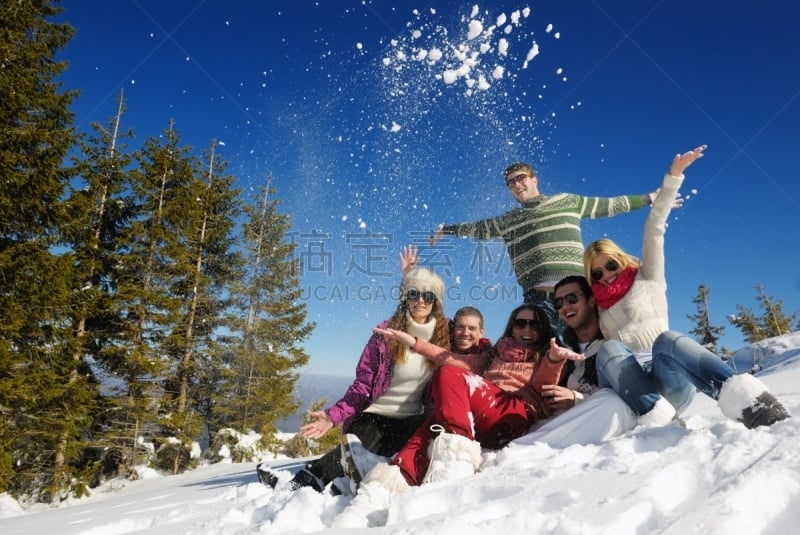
[391,364,534,485]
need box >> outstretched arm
[429,226,444,246]
[647,146,705,207]
[373,327,485,373]
[640,144,707,282]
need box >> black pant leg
[303,445,344,484]
[348,412,428,457]
[304,411,429,485]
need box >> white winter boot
[718,373,790,429]
[422,424,483,485]
[637,397,676,427]
[331,463,409,528]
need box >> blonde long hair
[386,268,450,367]
[583,239,640,281]
[385,299,449,368]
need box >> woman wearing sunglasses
[584,145,789,429]
[258,266,451,494]
[333,304,584,528]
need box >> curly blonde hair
[385,298,450,368]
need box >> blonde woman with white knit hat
[258,265,451,494]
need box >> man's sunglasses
[512,318,540,329]
[405,289,437,303]
[590,259,620,282]
[553,292,581,310]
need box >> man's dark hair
[503,161,537,179]
[554,275,592,297]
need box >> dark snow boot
[256,463,279,488]
[256,463,326,492]
[719,373,791,429]
[288,468,326,492]
[740,392,790,429]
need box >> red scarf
[496,336,534,362]
[592,267,637,309]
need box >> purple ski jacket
[325,319,434,432]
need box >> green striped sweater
[441,193,650,292]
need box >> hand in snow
[373,327,415,347]
[669,144,707,176]
[400,245,419,275]
[300,411,334,439]
[541,384,577,411]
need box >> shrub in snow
[207,428,258,463]
[153,437,200,474]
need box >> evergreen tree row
[1,1,313,502]
[688,284,799,358]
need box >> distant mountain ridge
[278,373,353,433]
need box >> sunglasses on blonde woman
[590,259,620,282]
[405,289,437,303]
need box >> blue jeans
[596,330,734,416]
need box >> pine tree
[755,284,796,337]
[105,121,195,472]
[729,284,798,343]
[0,1,84,500]
[158,141,243,473]
[63,92,156,483]
[215,179,314,440]
[0,0,76,244]
[687,284,726,354]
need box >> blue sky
[56,1,800,376]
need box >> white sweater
[364,317,436,418]
[598,172,683,353]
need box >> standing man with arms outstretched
[430,162,672,329]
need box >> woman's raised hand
[400,245,419,275]
[670,144,707,176]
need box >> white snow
[380,4,549,95]
[2,332,798,534]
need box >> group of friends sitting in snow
[257,145,790,528]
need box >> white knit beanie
[400,268,445,304]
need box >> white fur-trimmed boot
[331,463,409,528]
[718,373,790,429]
[637,397,676,427]
[422,424,483,485]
